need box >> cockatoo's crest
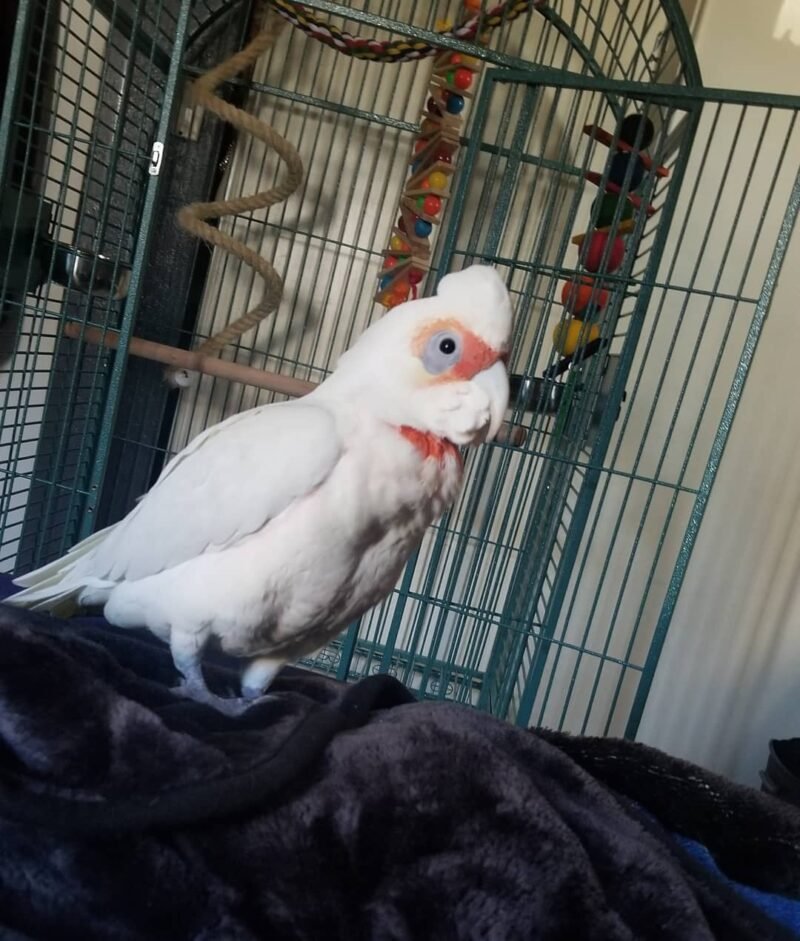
[338,265,512,374]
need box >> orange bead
[561,276,609,315]
[464,0,481,10]
[420,118,438,138]
[420,178,431,190]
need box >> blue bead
[380,274,393,290]
[414,219,432,237]
[445,94,465,114]
[411,160,420,173]
[608,152,645,191]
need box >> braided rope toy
[270,0,541,62]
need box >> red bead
[450,53,462,65]
[423,194,442,215]
[464,0,481,10]
[408,269,424,285]
[414,139,427,154]
[454,68,473,90]
[384,255,398,269]
[398,218,407,233]
[582,232,625,273]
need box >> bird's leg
[169,636,254,717]
[241,657,283,700]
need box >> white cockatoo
[7,265,512,713]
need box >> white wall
[637,0,800,785]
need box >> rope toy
[172,5,304,387]
[270,0,541,62]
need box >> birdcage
[1,0,798,736]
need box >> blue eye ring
[422,330,462,375]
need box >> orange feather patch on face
[414,317,503,383]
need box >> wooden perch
[64,323,526,446]
[63,323,316,398]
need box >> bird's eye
[422,330,462,374]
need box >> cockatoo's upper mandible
[7,265,514,714]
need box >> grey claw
[170,681,256,716]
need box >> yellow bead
[390,235,409,253]
[552,319,600,356]
[435,18,452,31]
[428,170,448,191]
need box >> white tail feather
[7,525,117,614]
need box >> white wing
[83,400,342,581]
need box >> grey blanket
[0,603,796,941]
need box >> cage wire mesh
[0,0,798,735]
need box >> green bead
[593,193,634,227]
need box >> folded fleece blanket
[0,599,798,941]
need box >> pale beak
[471,359,509,441]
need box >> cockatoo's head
[331,265,513,445]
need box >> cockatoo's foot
[241,657,283,700]
[170,643,261,716]
[170,677,257,716]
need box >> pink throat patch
[399,426,462,466]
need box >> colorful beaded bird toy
[550,113,669,374]
[374,1,547,308]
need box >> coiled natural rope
[172,5,304,384]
